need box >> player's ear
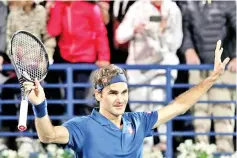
[95,90,102,102]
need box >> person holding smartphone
[115,0,183,152]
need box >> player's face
[100,82,128,117]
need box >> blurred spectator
[46,1,110,115]
[0,5,8,149]
[6,1,56,63]
[0,0,7,71]
[1,0,56,150]
[85,0,136,112]
[110,0,135,64]
[116,0,182,152]
[179,1,236,152]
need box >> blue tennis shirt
[63,108,158,158]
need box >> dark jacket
[179,1,236,64]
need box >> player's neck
[99,109,123,129]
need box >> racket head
[10,30,49,82]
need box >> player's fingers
[219,47,223,58]
[215,40,221,51]
[215,40,222,60]
[195,58,201,65]
[34,78,44,94]
[223,57,230,67]
[34,78,40,89]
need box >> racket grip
[18,100,29,131]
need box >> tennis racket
[9,30,49,131]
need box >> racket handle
[18,100,29,131]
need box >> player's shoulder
[123,112,146,126]
[63,115,91,127]
[123,112,144,121]
[123,111,157,121]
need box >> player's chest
[84,125,144,154]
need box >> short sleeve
[130,111,158,137]
[62,118,85,150]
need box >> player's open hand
[212,40,230,79]
[23,78,45,105]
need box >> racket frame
[9,30,49,131]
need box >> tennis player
[24,40,229,157]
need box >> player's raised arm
[153,40,230,128]
[24,79,69,144]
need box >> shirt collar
[90,108,131,127]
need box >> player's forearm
[35,115,57,143]
[33,100,56,143]
[172,72,219,114]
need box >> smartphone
[149,16,161,22]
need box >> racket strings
[11,33,48,81]
[9,30,49,131]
